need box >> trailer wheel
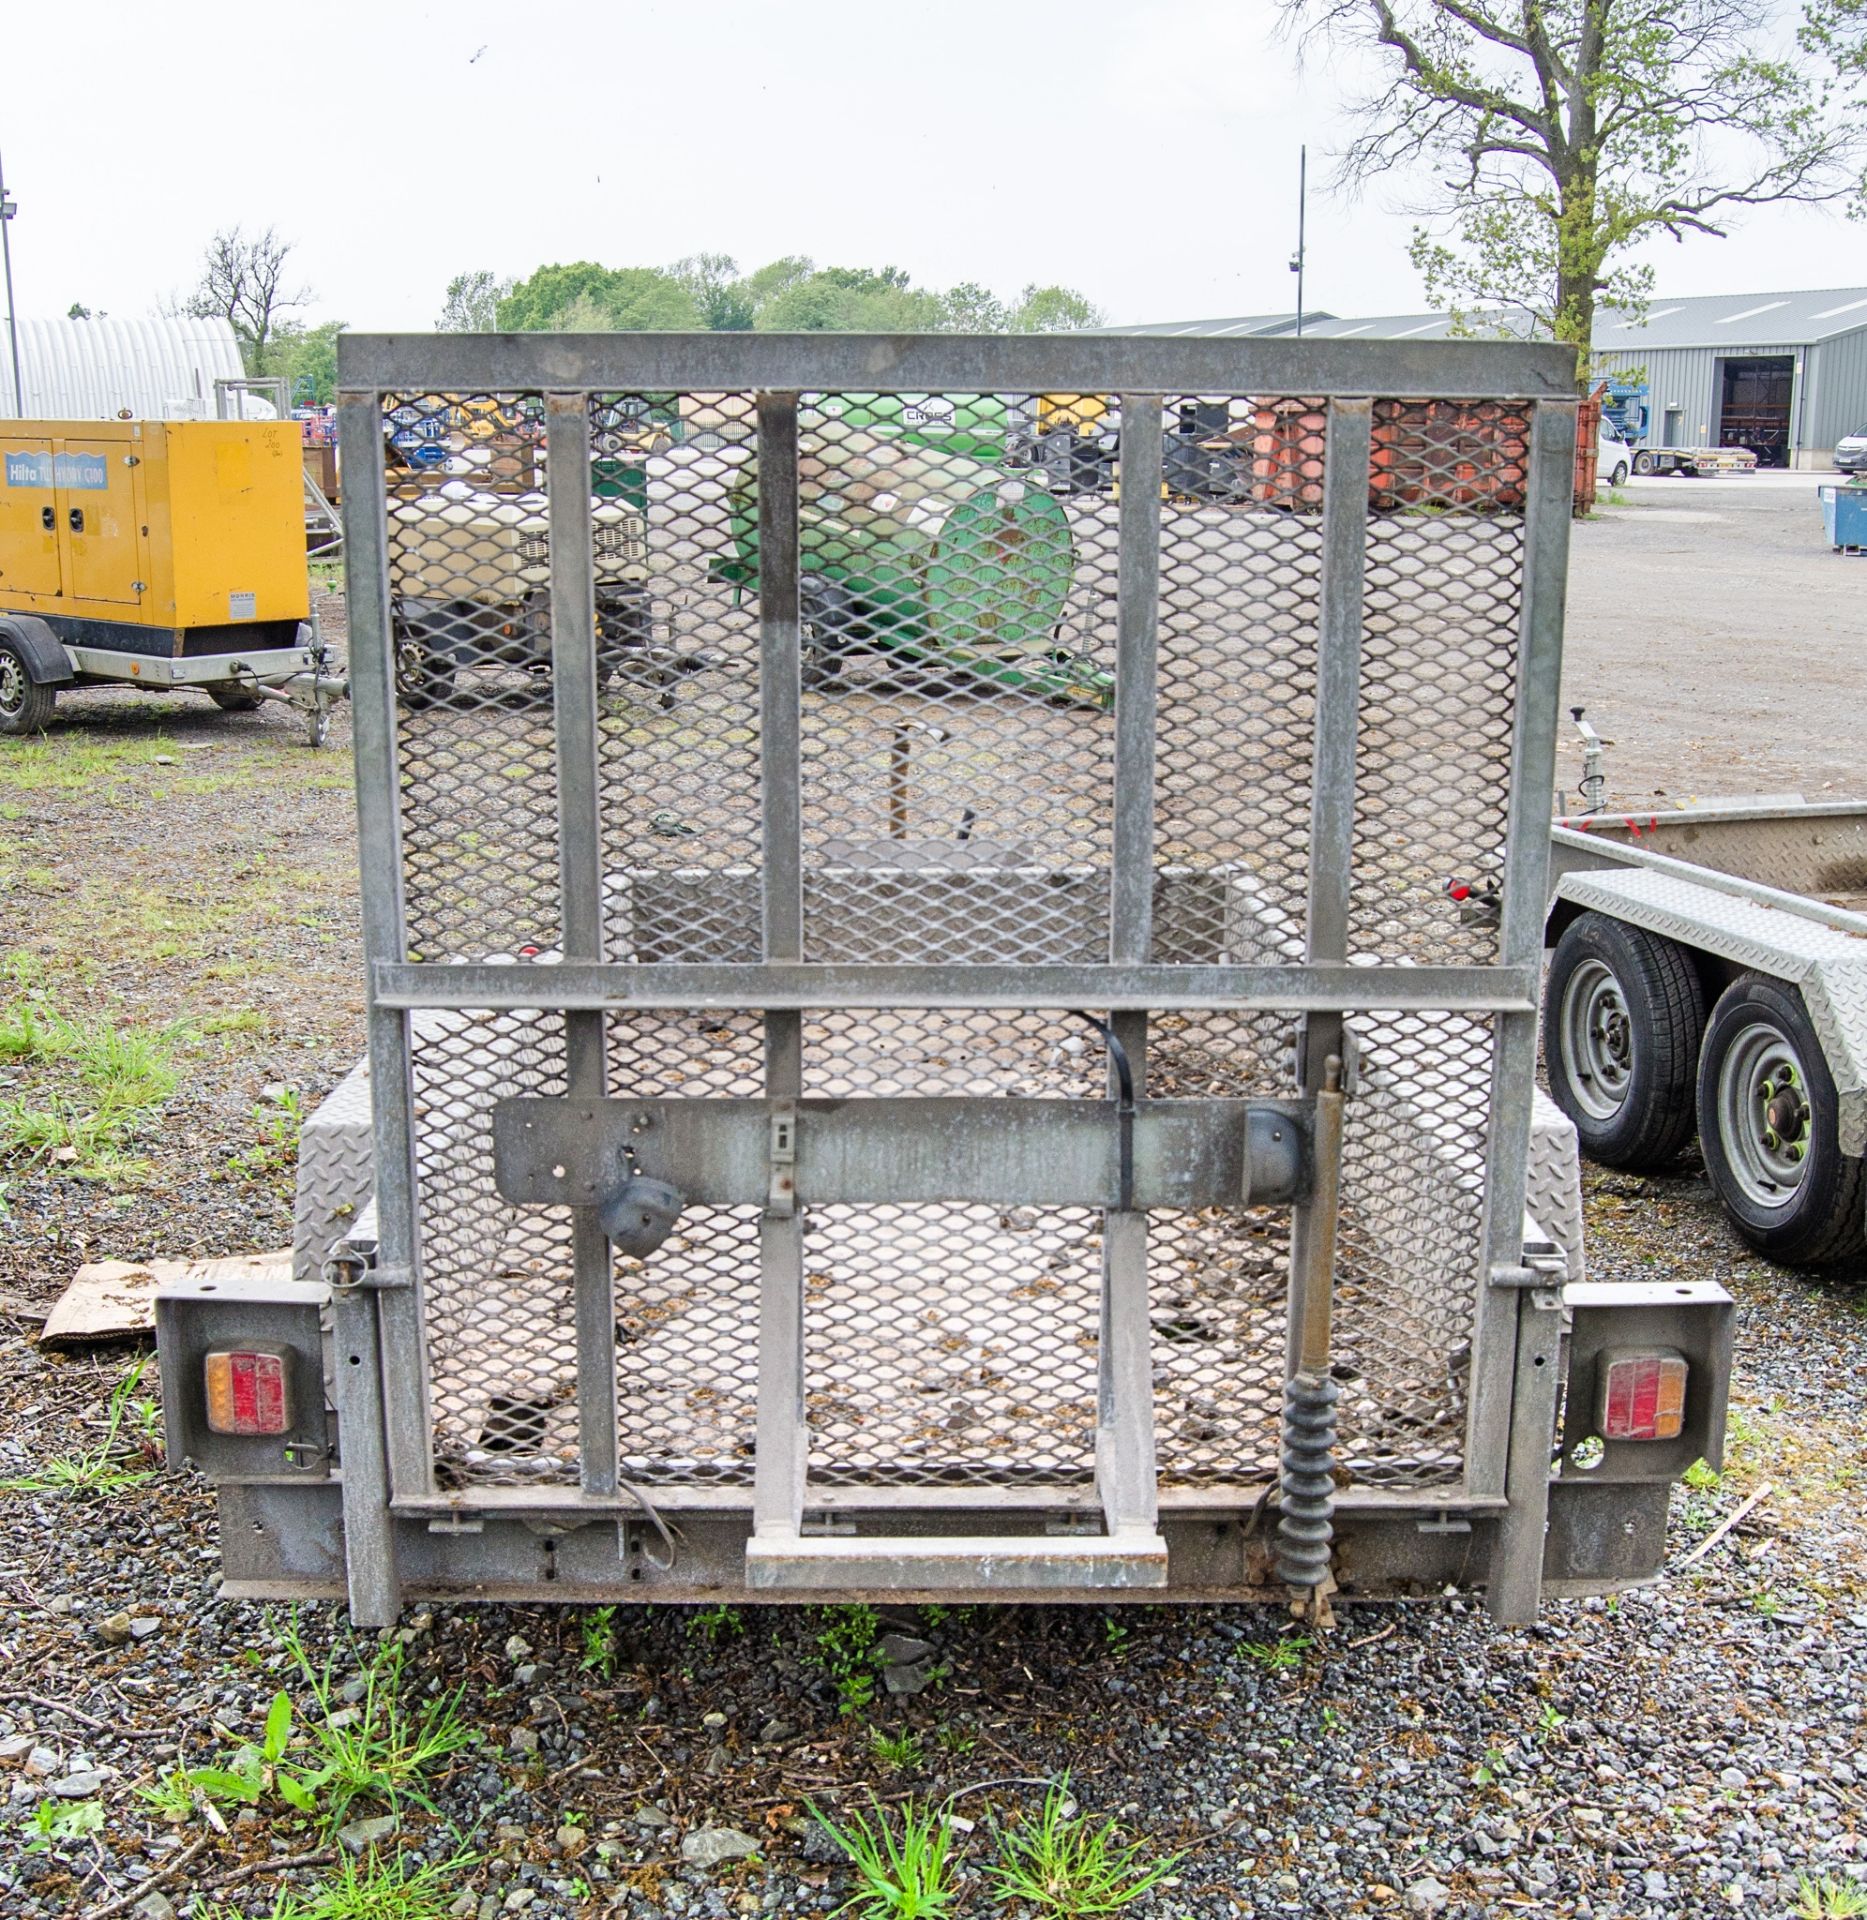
[1633,451,1655,476]
[1697,973,1867,1266]
[0,640,56,735]
[207,685,264,713]
[1544,911,1704,1167]
[393,632,457,710]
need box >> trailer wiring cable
[617,1473,682,1572]
[1069,1011,1136,1212]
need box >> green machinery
[718,422,1108,708]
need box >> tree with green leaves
[265,318,344,405]
[438,269,513,331]
[1286,0,1867,375]
[671,253,755,330]
[496,262,701,332]
[1008,284,1104,332]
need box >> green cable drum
[723,427,1100,703]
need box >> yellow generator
[0,419,334,738]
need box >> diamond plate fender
[1557,866,1867,1156]
[1527,1087,1584,1282]
[294,1058,374,1284]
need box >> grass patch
[0,991,184,1181]
[2,1357,157,1496]
[986,1777,1180,1916]
[811,1794,955,1920]
[281,1619,476,1826]
[1796,1875,1867,1919]
[0,733,184,794]
[198,1849,472,1920]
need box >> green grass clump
[811,1795,957,1920]
[986,1777,1180,1916]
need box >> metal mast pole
[0,149,21,417]
[1293,145,1308,339]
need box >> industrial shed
[1118,287,1867,469]
[1,313,247,420]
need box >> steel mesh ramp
[334,335,1576,1606]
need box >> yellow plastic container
[0,419,307,650]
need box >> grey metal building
[1118,287,1867,468]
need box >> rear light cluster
[1597,1348,1688,1442]
[204,1350,290,1436]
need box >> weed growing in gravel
[689,1602,745,1644]
[1682,1459,1722,1492]
[811,1793,957,1920]
[1238,1634,1311,1673]
[868,1727,926,1774]
[985,1776,1181,1915]
[580,1605,620,1676]
[227,1088,304,1181]
[810,1604,882,1715]
[2,1355,157,1495]
[22,1795,104,1854]
[1796,1874,1867,1919]
[202,1847,475,1920]
[282,1620,476,1826]
[150,1687,326,1825]
[934,1724,977,1757]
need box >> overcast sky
[5,0,1861,334]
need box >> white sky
[3,0,1860,333]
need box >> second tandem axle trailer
[1545,800,1867,1267]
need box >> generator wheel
[207,685,264,713]
[1544,911,1704,1167]
[393,632,456,710]
[0,640,56,735]
[1697,973,1867,1267]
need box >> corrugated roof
[1112,311,1319,338]
[0,314,248,418]
[1113,287,1867,351]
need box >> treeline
[438,256,1104,335]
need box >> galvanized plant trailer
[158,333,1734,1625]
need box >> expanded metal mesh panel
[1334,1009,1494,1485]
[1350,401,1527,965]
[796,393,1117,963]
[409,1006,576,1485]
[1148,1011,1293,1483]
[593,393,766,963]
[344,344,1567,1538]
[608,1010,764,1484]
[1154,395,1323,961]
[384,392,565,962]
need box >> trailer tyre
[1544,911,1705,1168]
[207,686,264,713]
[0,639,57,735]
[1696,973,1867,1267]
[1633,451,1655,476]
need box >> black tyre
[0,640,56,735]
[1544,911,1705,1168]
[1633,451,1655,476]
[393,629,457,709]
[1607,460,1629,487]
[207,685,264,713]
[1696,973,1866,1267]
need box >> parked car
[1835,425,1867,473]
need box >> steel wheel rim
[1717,1022,1811,1210]
[0,652,25,719]
[1560,957,1633,1120]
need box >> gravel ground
[2,501,1865,1918]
